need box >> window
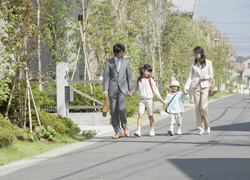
[78,14,83,22]
[248,63,250,69]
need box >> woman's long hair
[138,64,152,81]
[193,46,206,68]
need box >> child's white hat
[170,80,180,87]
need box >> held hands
[128,91,133,97]
[159,99,165,104]
[104,91,108,97]
[184,89,189,95]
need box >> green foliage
[31,110,80,135]
[126,93,139,117]
[0,114,18,147]
[0,78,11,106]
[30,82,55,109]
[19,129,35,141]
[81,130,97,138]
[58,116,81,135]
[35,126,59,142]
[0,128,16,148]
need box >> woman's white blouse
[185,59,214,90]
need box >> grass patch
[0,134,94,166]
[127,112,162,126]
[209,91,230,100]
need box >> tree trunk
[27,86,32,133]
[29,81,41,126]
[158,27,162,78]
[71,42,81,81]
[23,88,28,130]
[5,71,18,120]
[37,0,42,91]
[17,67,23,128]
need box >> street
[1,94,250,180]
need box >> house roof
[241,56,250,63]
[235,63,245,72]
[170,0,198,14]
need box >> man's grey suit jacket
[104,57,132,97]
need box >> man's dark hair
[113,43,125,55]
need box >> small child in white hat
[164,80,189,136]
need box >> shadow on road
[169,158,250,180]
[212,122,250,132]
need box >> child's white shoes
[134,130,141,137]
[177,129,182,135]
[149,130,155,137]
[134,130,156,137]
[168,129,174,136]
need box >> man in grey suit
[104,43,132,139]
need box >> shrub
[35,126,59,142]
[81,130,97,138]
[19,128,35,141]
[0,114,18,147]
[0,127,16,147]
[32,110,68,134]
[0,78,11,106]
[31,110,80,135]
[126,93,139,117]
[58,115,81,135]
[30,82,56,109]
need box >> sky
[197,0,250,58]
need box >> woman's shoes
[206,127,211,133]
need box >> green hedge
[0,114,18,147]
[31,110,80,135]
[126,92,139,117]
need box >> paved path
[1,94,250,180]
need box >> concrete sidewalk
[0,95,230,178]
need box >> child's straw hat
[170,80,180,87]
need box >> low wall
[69,102,163,126]
[69,112,110,125]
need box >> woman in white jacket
[184,46,214,135]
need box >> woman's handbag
[165,92,178,114]
[209,79,218,97]
[102,96,108,117]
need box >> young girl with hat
[165,80,188,136]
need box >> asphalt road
[1,94,250,180]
